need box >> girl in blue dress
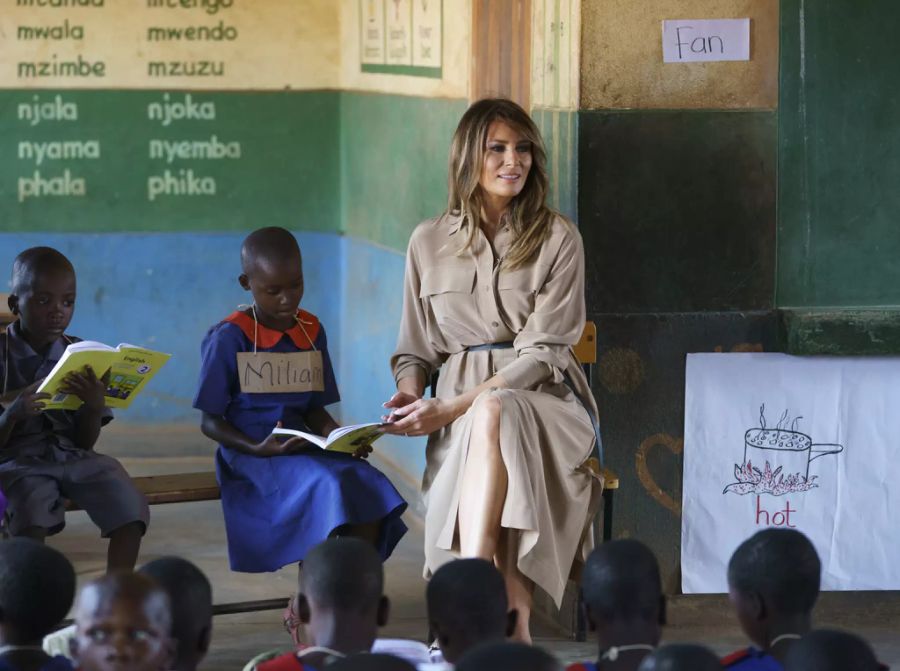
[193,227,407,572]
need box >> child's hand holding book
[1,380,50,423]
[57,365,109,413]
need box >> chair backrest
[0,294,14,328]
[573,321,597,365]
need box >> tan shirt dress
[391,212,603,607]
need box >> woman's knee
[471,392,502,426]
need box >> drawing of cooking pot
[742,427,843,480]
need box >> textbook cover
[36,341,171,410]
[271,423,384,454]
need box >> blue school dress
[193,309,407,572]
[721,648,783,670]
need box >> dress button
[492,321,500,327]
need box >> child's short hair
[10,246,74,294]
[328,653,416,671]
[456,642,561,671]
[302,538,383,612]
[784,630,880,671]
[581,539,662,623]
[637,644,720,671]
[727,528,820,615]
[240,226,301,274]
[427,558,508,642]
[139,556,212,666]
[0,538,75,641]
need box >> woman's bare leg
[496,528,534,643]
[458,394,506,560]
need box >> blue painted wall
[0,231,342,422]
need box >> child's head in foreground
[637,644,720,671]
[296,537,389,648]
[238,226,304,331]
[783,630,880,671]
[139,556,213,671]
[328,653,416,671]
[456,642,561,671]
[70,572,174,671]
[426,558,515,664]
[581,539,665,639]
[0,538,75,645]
[727,528,820,649]
[8,246,76,345]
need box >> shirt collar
[446,212,465,236]
[224,309,320,350]
[6,321,69,362]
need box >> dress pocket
[419,266,476,325]
[497,263,550,326]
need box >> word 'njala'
[17,94,77,126]
[147,93,216,126]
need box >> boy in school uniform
[567,540,665,671]
[636,645,720,671]
[456,643,562,671]
[0,247,148,572]
[193,227,407,574]
[251,537,390,671]
[722,528,820,670]
[0,538,76,671]
[426,558,516,665]
[69,573,174,671]
[783,630,887,671]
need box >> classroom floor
[46,426,900,669]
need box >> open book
[36,341,171,410]
[271,423,384,454]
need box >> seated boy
[0,538,76,671]
[426,558,516,664]
[69,572,174,671]
[194,227,406,574]
[637,644,720,671]
[723,529,820,670]
[329,654,417,671]
[139,557,213,671]
[783,630,885,671]
[567,539,665,671]
[456,642,561,671]
[0,247,148,572]
[252,537,390,671]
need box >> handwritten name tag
[236,351,324,393]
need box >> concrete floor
[45,426,900,669]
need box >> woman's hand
[381,397,460,437]
[381,391,421,423]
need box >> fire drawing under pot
[723,405,844,496]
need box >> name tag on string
[236,351,325,393]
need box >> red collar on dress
[224,309,320,350]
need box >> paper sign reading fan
[236,351,324,394]
[662,18,750,63]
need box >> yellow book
[271,423,384,454]
[36,341,171,410]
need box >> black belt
[464,342,604,464]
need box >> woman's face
[479,120,533,208]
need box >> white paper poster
[682,353,900,593]
[662,18,750,63]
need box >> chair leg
[575,590,587,642]
[603,489,614,543]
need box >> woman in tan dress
[382,98,603,641]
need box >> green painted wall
[533,107,578,221]
[778,0,900,308]
[339,91,468,251]
[1,90,340,233]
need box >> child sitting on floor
[0,248,148,572]
[783,630,885,671]
[456,642,561,671]
[193,227,407,575]
[723,528,820,670]
[426,559,516,664]
[567,539,665,671]
[69,573,174,671]
[637,644,720,671]
[250,537,390,671]
[139,557,213,671]
[0,538,76,671]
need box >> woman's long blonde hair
[447,98,557,270]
